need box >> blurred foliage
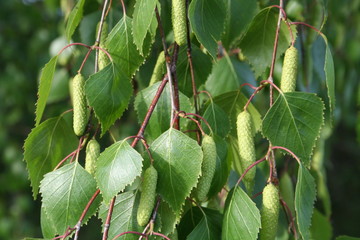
[0,0,359,239]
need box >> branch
[102,197,116,240]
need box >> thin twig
[95,0,110,73]
[102,197,116,240]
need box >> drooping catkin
[137,165,158,226]
[172,0,187,46]
[72,73,88,136]
[149,51,165,86]
[85,139,100,176]
[96,21,110,70]
[236,110,256,194]
[280,46,298,92]
[260,183,280,240]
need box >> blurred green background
[0,0,359,239]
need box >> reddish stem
[103,197,116,240]
[290,22,322,35]
[78,48,93,73]
[54,151,77,171]
[271,146,301,164]
[236,157,266,187]
[58,43,92,56]
[240,82,258,91]
[280,198,298,239]
[112,231,147,240]
[243,85,264,111]
[152,232,171,240]
[184,112,212,135]
[251,191,263,199]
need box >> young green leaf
[137,165,158,226]
[65,0,86,41]
[259,183,280,240]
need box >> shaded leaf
[322,35,336,119]
[239,7,296,77]
[310,209,332,240]
[132,0,158,55]
[24,116,78,198]
[295,164,316,240]
[106,15,151,77]
[188,0,226,59]
[40,162,100,235]
[65,0,86,41]
[187,215,221,240]
[134,82,193,142]
[205,55,255,97]
[35,56,58,126]
[262,92,324,166]
[157,199,180,236]
[207,135,230,198]
[336,236,360,240]
[95,140,143,203]
[85,63,132,135]
[201,103,230,138]
[176,44,212,97]
[221,0,258,49]
[222,186,261,239]
[151,128,202,213]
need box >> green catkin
[137,165,158,226]
[172,0,187,46]
[96,21,110,70]
[85,139,100,176]
[236,110,256,194]
[149,51,166,86]
[196,135,217,202]
[280,46,298,92]
[260,183,280,240]
[72,73,88,136]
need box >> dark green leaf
[35,55,58,126]
[151,128,202,213]
[201,103,230,138]
[188,0,226,59]
[212,91,262,134]
[221,0,258,49]
[85,63,132,135]
[222,187,261,239]
[176,44,212,97]
[134,82,193,142]
[157,200,180,236]
[205,55,255,97]
[323,35,336,119]
[310,209,332,240]
[132,0,158,55]
[95,140,143,203]
[40,162,99,235]
[262,92,324,166]
[295,164,316,240]
[187,215,221,240]
[107,15,151,77]
[239,7,296,77]
[65,0,86,41]
[24,116,78,198]
[207,135,229,198]
[336,236,360,240]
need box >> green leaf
[85,63,132,135]
[295,164,316,240]
[106,15,151,77]
[151,128,203,213]
[35,55,58,126]
[99,191,141,240]
[205,55,255,97]
[95,140,143,203]
[65,0,86,41]
[239,7,296,77]
[132,0,158,55]
[41,206,57,238]
[201,103,230,138]
[188,0,226,59]
[176,44,212,97]
[222,186,261,239]
[207,135,230,199]
[262,92,325,166]
[221,0,258,49]
[178,207,222,240]
[322,35,336,120]
[310,209,332,240]
[24,116,78,198]
[212,90,262,134]
[336,236,360,240]
[40,162,100,235]
[134,82,193,142]
[157,200,180,236]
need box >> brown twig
[102,197,116,240]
